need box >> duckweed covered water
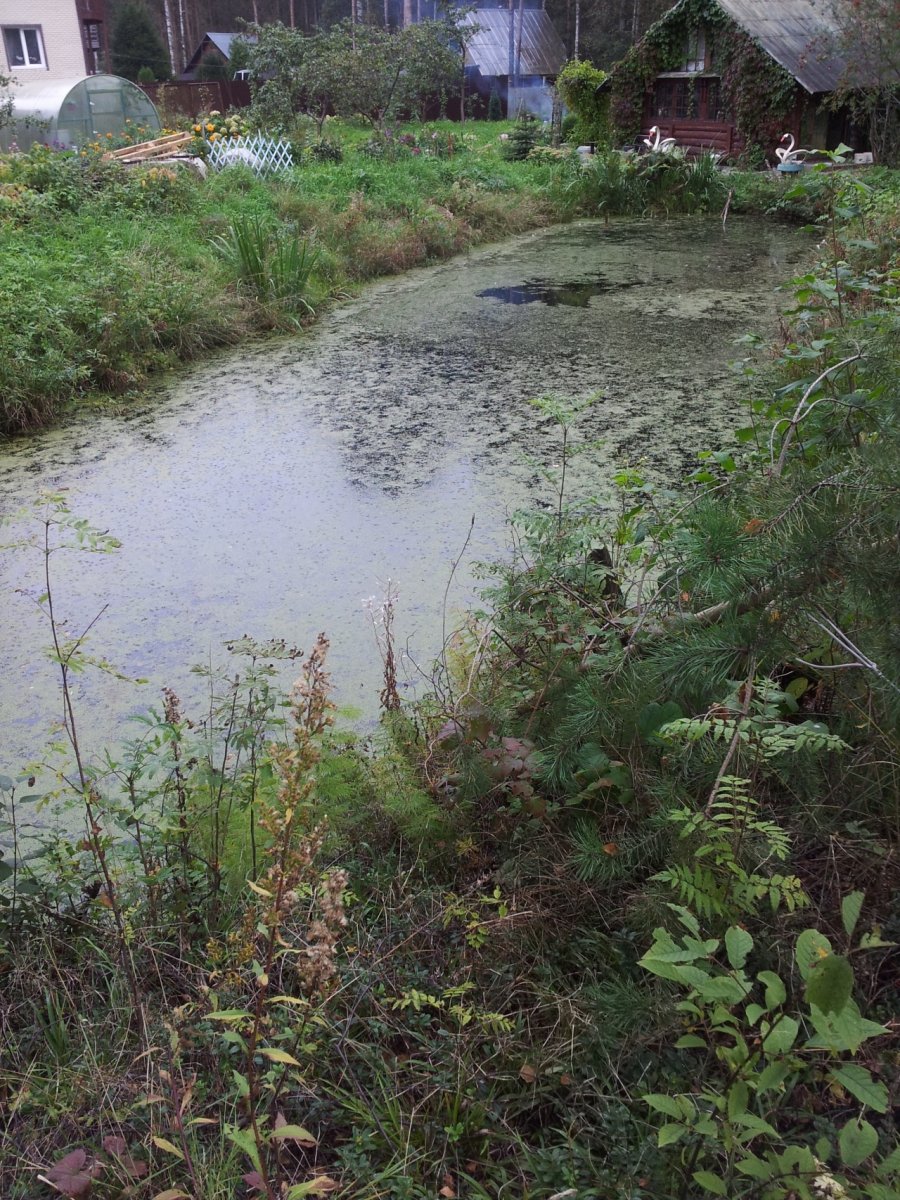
[0,217,803,784]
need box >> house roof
[716,0,846,93]
[182,32,256,76]
[461,8,566,78]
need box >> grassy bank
[0,116,837,438]
[0,120,570,435]
[0,166,898,1198]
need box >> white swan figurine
[775,133,809,165]
[643,126,678,153]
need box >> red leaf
[101,1136,127,1157]
[44,1148,99,1197]
[120,1155,148,1179]
[243,1172,265,1192]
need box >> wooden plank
[109,132,192,163]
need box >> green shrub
[556,57,610,145]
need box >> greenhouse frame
[0,74,160,152]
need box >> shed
[181,32,256,82]
[461,7,566,119]
[607,0,871,159]
[0,74,161,151]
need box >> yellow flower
[209,132,218,141]
[194,124,201,132]
[206,123,215,132]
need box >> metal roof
[461,8,566,78]
[182,32,256,75]
[716,0,846,93]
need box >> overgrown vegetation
[0,120,566,435]
[0,114,763,438]
[1,161,897,1199]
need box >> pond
[0,216,803,786]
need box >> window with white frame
[683,29,706,73]
[3,26,47,69]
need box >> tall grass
[213,213,320,318]
[572,148,728,218]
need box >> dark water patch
[477,276,640,307]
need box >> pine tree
[110,2,172,81]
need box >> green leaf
[658,1123,687,1147]
[206,1009,253,1022]
[876,1144,900,1177]
[0,774,13,791]
[736,1155,774,1181]
[839,1118,878,1168]
[644,1094,683,1118]
[735,1113,779,1138]
[841,890,865,938]
[727,1082,749,1120]
[815,1136,832,1162]
[756,1061,791,1094]
[830,1065,889,1114]
[675,1034,707,1049]
[745,1003,765,1026]
[270,1125,317,1145]
[725,926,753,970]
[693,1171,727,1195]
[224,1123,262,1173]
[757,970,786,1008]
[762,1015,798,1054]
[806,954,853,1015]
[808,1000,887,1054]
[232,1070,250,1098]
[795,928,833,981]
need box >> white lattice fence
[206,134,293,176]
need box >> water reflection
[0,218,803,783]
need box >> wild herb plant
[640,901,897,1200]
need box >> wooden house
[461,6,566,119]
[607,0,864,159]
[180,32,255,82]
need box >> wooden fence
[138,80,252,119]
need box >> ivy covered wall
[608,0,800,157]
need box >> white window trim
[3,25,47,70]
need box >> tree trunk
[574,0,580,59]
[384,0,389,28]
[632,0,641,43]
[289,0,295,26]
[507,0,515,114]
[161,0,177,73]
[403,0,413,28]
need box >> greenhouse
[0,75,160,152]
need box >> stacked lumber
[107,132,193,164]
